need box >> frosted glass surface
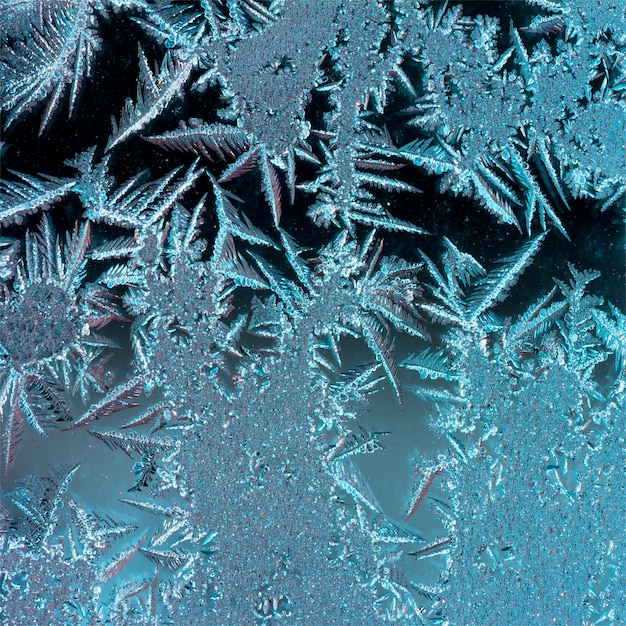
[1,1,624,623]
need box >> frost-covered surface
[0,1,624,624]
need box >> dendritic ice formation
[0,0,624,624]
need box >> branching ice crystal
[0,217,125,473]
[399,257,625,623]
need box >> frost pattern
[1,0,624,624]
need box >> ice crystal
[0,217,125,472]
[399,258,625,623]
